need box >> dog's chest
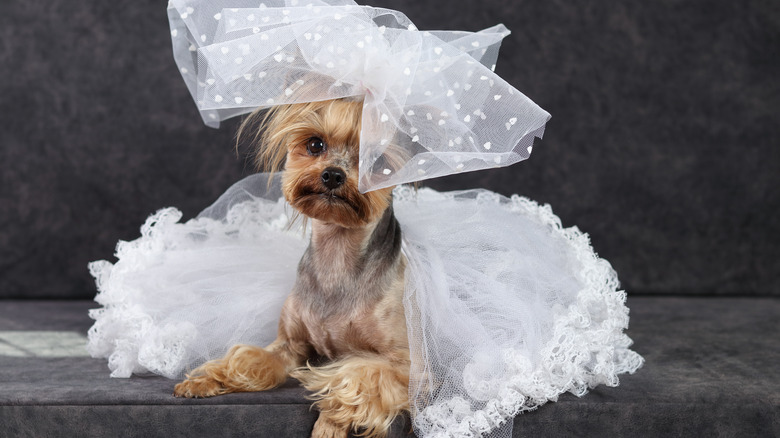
[290,271,406,359]
[293,292,388,358]
[287,213,407,359]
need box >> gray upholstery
[2,299,778,436]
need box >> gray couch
[1,0,778,436]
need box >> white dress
[88,173,643,438]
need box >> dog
[174,98,411,438]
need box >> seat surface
[1,297,778,437]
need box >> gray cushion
[1,298,777,436]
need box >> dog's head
[244,98,394,228]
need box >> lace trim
[87,199,299,378]
[88,208,190,377]
[395,187,644,437]
[89,185,643,437]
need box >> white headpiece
[168,0,551,192]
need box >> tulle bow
[168,0,550,191]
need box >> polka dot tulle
[168,0,550,192]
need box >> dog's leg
[173,337,305,398]
[293,353,410,438]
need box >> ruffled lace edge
[395,187,644,438]
[87,198,302,378]
[87,184,643,437]
[87,208,187,377]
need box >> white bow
[168,0,550,192]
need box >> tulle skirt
[88,173,643,438]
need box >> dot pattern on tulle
[167,0,550,192]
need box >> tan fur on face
[241,99,393,228]
[240,99,363,182]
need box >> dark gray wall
[1,0,778,298]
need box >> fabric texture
[167,0,550,192]
[88,173,642,437]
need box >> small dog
[174,98,411,438]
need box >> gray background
[1,0,778,298]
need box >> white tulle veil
[167,0,550,192]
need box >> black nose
[321,167,346,190]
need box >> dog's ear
[237,105,290,175]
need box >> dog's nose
[321,167,346,190]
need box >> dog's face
[254,99,394,228]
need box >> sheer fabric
[168,0,550,192]
[88,173,643,437]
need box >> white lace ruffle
[88,174,642,437]
[394,187,643,438]
[88,177,309,378]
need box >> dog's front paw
[173,376,227,398]
[311,416,349,438]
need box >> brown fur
[174,98,410,438]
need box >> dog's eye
[306,137,326,156]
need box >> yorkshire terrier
[173,98,411,438]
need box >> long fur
[175,98,410,438]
